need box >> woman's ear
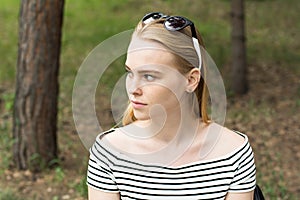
[186,68,201,92]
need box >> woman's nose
[131,87,143,96]
[126,78,143,96]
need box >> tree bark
[231,0,248,95]
[13,0,64,171]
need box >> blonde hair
[122,19,210,125]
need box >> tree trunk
[13,0,64,172]
[231,0,248,95]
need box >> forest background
[0,0,299,199]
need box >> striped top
[87,129,256,200]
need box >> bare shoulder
[219,125,246,148]
[101,128,126,144]
[100,127,137,152]
[204,123,246,159]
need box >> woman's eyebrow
[137,70,162,75]
[125,65,162,74]
[125,65,131,70]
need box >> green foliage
[0,189,23,200]
[2,93,14,111]
[0,92,15,173]
[0,114,14,174]
[246,0,300,69]
[97,54,127,93]
[2,0,299,86]
[257,167,291,199]
[54,166,65,183]
[73,175,88,198]
[0,1,18,82]
[29,153,51,172]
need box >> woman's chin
[132,110,151,121]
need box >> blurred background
[0,0,299,199]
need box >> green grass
[0,1,19,82]
[72,175,88,197]
[246,0,300,71]
[2,0,299,87]
[2,0,299,85]
[255,151,291,199]
[0,190,22,200]
[0,91,14,174]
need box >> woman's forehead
[126,40,176,69]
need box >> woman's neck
[130,100,201,144]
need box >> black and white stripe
[87,130,256,200]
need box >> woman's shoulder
[90,128,126,160]
[96,127,137,152]
[203,122,249,160]
[220,125,247,148]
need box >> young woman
[87,12,256,200]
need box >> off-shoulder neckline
[95,128,249,169]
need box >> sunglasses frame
[142,12,202,70]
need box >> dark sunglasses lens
[142,12,164,24]
[165,16,187,30]
[151,13,163,20]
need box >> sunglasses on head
[142,12,202,70]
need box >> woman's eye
[144,74,155,81]
[126,70,133,78]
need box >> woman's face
[125,38,188,121]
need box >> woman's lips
[131,100,147,109]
